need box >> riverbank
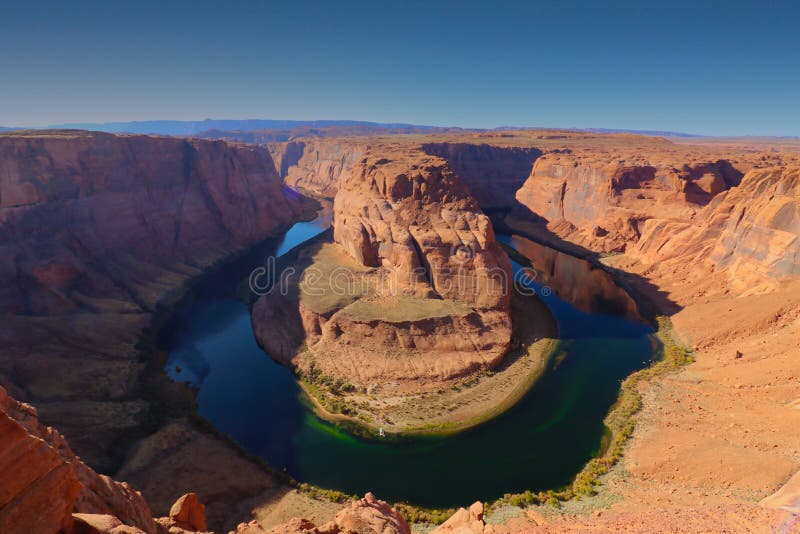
[295,288,559,439]
[461,263,800,532]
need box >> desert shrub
[487,316,694,511]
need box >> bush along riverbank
[376,315,693,525]
[486,315,694,513]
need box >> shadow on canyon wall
[488,201,682,323]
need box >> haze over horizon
[2,0,799,136]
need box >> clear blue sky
[2,0,798,135]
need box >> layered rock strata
[632,165,800,294]
[267,140,364,198]
[253,148,512,391]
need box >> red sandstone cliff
[0,130,301,315]
[0,130,306,528]
[513,152,749,253]
[421,142,541,210]
[632,165,800,294]
[267,140,364,198]
[0,385,158,534]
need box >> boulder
[168,493,207,532]
[432,502,493,533]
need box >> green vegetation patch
[486,315,693,512]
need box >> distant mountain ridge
[490,126,704,138]
[27,119,444,136]
[4,120,795,139]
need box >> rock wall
[0,130,305,524]
[333,149,511,309]
[634,165,800,293]
[0,130,300,315]
[267,139,364,198]
[514,153,747,252]
[0,385,156,534]
[253,148,513,389]
[421,142,542,210]
[508,235,641,320]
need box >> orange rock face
[167,493,207,532]
[0,385,160,534]
[333,150,511,310]
[253,148,513,390]
[268,140,365,198]
[333,493,410,534]
[432,501,491,533]
[514,153,747,253]
[0,409,81,534]
[634,165,800,293]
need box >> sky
[2,0,798,135]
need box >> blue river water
[161,214,654,507]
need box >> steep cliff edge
[254,148,512,390]
[327,148,512,379]
[0,385,159,534]
[0,130,306,528]
[267,139,364,198]
[513,152,751,253]
[421,142,542,210]
[632,165,800,294]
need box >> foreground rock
[432,502,492,533]
[0,384,214,534]
[243,493,409,534]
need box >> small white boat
[378,427,386,438]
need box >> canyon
[1,128,799,533]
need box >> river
[161,210,654,508]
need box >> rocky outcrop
[0,384,159,534]
[333,493,410,534]
[514,152,748,252]
[164,493,207,532]
[0,409,81,534]
[0,130,300,316]
[633,166,800,293]
[0,392,214,534]
[245,493,409,534]
[253,148,513,392]
[333,149,511,309]
[432,502,492,533]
